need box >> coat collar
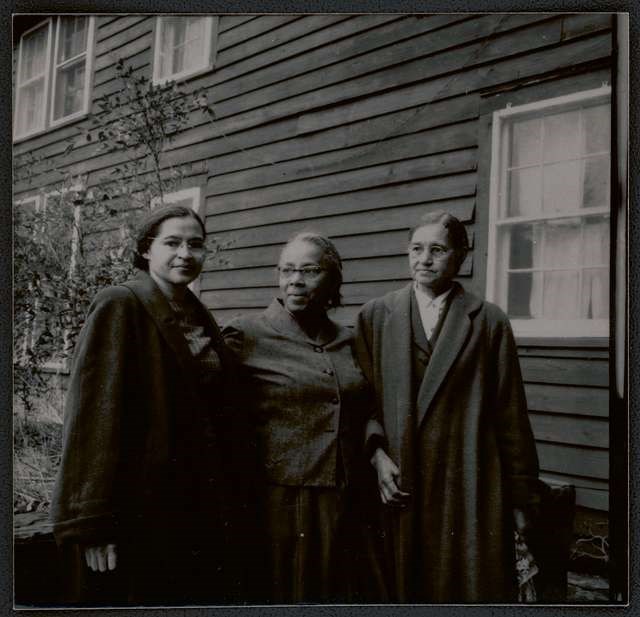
[264,298,346,347]
[415,281,482,427]
[121,271,215,376]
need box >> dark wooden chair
[527,481,576,603]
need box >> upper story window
[486,86,611,338]
[152,16,217,84]
[14,16,95,141]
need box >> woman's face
[408,223,460,296]
[278,240,335,314]
[143,216,206,292]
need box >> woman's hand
[371,448,411,507]
[84,544,118,572]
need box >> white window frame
[152,16,218,85]
[14,20,53,140]
[49,15,96,129]
[486,86,611,339]
[13,16,95,142]
[151,186,205,295]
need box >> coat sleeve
[492,313,540,510]
[354,303,388,458]
[50,287,136,546]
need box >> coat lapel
[122,272,199,376]
[383,285,414,461]
[415,283,480,428]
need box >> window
[14,16,95,141]
[152,16,217,84]
[486,86,611,338]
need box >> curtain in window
[159,17,205,79]
[53,17,88,121]
[16,24,48,135]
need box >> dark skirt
[264,484,355,604]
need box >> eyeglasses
[150,237,206,254]
[278,266,326,280]
[408,245,452,260]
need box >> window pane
[542,218,581,268]
[507,272,534,317]
[583,104,610,154]
[158,17,206,78]
[17,79,45,135]
[510,118,541,167]
[508,223,535,269]
[20,24,48,82]
[53,60,86,120]
[581,268,609,319]
[583,217,609,266]
[543,109,581,162]
[583,155,610,209]
[507,167,541,217]
[542,270,580,318]
[57,16,88,63]
[542,160,581,213]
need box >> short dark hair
[408,210,469,268]
[281,231,343,309]
[133,204,206,271]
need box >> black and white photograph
[10,8,630,609]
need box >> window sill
[13,110,89,145]
[152,62,214,87]
[516,336,609,348]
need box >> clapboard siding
[12,13,614,511]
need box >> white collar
[413,283,453,309]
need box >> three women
[52,207,537,604]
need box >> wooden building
[13,14,621,519]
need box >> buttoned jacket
[223,299,373,487]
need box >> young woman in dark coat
[222,233,385,603]
[50,205,255,606]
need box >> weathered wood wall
[13,14,613,510]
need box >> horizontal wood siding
[13,13,613,511]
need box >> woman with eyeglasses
[222,232,382,603]
[51,204,254,605]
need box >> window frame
[152,16,218,85]
[13,16,96,143]
[486,85,612,339]
[49,15,97,129]
[14,19,53,140]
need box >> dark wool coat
[50,271,255,605]
[355,282,540,603]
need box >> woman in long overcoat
[222,232,382,603]
[50,205,253,605]
[355,211,539,603]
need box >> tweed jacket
[222,299,374,488]
[355,282,540,601]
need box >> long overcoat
[50,271,255,605]
[355,282,539,603]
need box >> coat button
[314,346,323,353]
[324,368,334,376]
[332,397,339,404]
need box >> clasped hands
[371,448,411,507]
[84,544,117,572]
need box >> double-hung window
[486,86,611,338]
[152,16,217,83]
[14,16,95,141]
